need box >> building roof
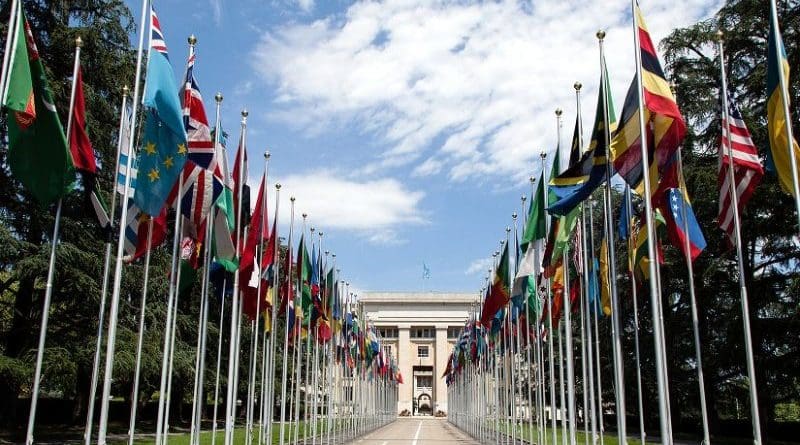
[360,291,478,304]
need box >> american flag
[718,91,763,243]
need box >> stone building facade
[358,292,477,415]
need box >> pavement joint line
[411,420,423,445]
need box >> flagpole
[578,209,590,445]
[624,186,646,444]
[26,32,85,445]
[717,31,762,444]
[265,184,282,444]
[127,219,154,445]
[596,30,628,445]
[583,200,597,445]
[302,224,314,445]
[279,197,297,445]
[224,109,250,445]
[212,278,227,445]
[97,0,149,441]
[769,0,800,233]
[0,0,20,104]
[311,232,325,445]
[84,84,129,445]
[631,3,672,443]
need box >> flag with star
[133,7,187,216]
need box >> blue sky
[124,0,719,293]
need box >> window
[378,327,398,339]
[411,327,434,338]
[416,375,433,388]
[417,346,429,358]
[447,327,461,339]
[383,345,393,359]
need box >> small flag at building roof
[480,243,510,328]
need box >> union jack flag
[182,52,215,169]
[718,91,763,244]
[150,8,168,57]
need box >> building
[358,292,477,415]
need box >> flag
[662,188,706,262]
[480,243,510,327]
[598,237,612,316]
[521,170,547,251]
[133,8,188,216]
[548,68,617,216]
[611,5,686,197]
[297,235,313,315]
[240,175,269,319]
[719,91,763,243]
[618,186,632,240]
[123,200,167,262]
[68,67,96,174]
[4,7,74,205]
[116,104,135,196]
[210,128,237,271]
[631,211,666,285]
[766,16,800,196]
[231,136,249,232]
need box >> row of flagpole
[1,0,402,444]
[444,1,800,444]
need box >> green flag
[520,170,547,251]
[4,8,74,205]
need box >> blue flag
[663,188,706,262]
[133,8,187,216]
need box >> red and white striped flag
[718,91,763,243]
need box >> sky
[124,0,720,294]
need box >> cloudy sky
[127,0,720,293]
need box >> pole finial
[555,108,562,117]
[276,183,281,190]
[123,85,130,96]
[265,151,271,159]
[319,231,324,237]
[290,196,295,202]
[670,80,678,96]
[574,81,582,91]
[540,151,547,159]
[241,108,249,118]
[596,30,606,41]
[715,29,724,42]
[75,36,83,47]
[512,212,518,220]
[188,34,197,46]
[215,92,223,103]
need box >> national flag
[618,186,632,240]
[630,211,665,285]
[123,200,167,262]
[598,237,612,316]
[520,170,547,251]
[116,104,135,196]
[480,243,510,327]
[210,128,237,271]
[4,6,74,205]
[661,188,706,262]
[719,91,763,243]
[611,5,686,197]
[133,8,188,216]
[231,136,249,233]
[68,67,96,174]
[181,52,214,168]
[240,175,269,319]
[766,15,800,197]
[548,67,616,216]
[297,235,313,316]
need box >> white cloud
[261,170,425,244]
[296,0,314,12]
[209,0,223,25]
[465,257,493,277]
[251,0,720,184]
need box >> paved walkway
[346,418,478,445]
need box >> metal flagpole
[769,0,800,233]
[127,221,154,445]
[631,3,672,443]
[559,314,567,445]
[0,0,20,102]
[311,233,325,445]
[265,184,282,445]
[597,30,628,445]
[587,199,603,445]
[302,225,315,445]
[161,220,187,442]
[624,186,646,445]
[95,0,146,433]
[578,211,590,445]
[85,83,129,445]
[592,293,604,445]
[583,202,597,445]
[296,220,310,445]
[564,247,577,445]
[224,109,250,445]
[279,197,296,445]
[26,34,82,445]
[212,278,227,445]
[717,31,762,444]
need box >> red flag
[68,67,96,174]
[241,175,269,319]
[128,207,168,262]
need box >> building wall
[358,292,477,415]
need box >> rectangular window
[411,327,434,338]
[416,375,432,388]
[417,345,429,358]
[447,327,461,339]
[383,345,392,359]
[378,327,398,339]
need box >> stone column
[434,325,449,414]
[398,324,412,414]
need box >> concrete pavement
[345,417,478,445]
